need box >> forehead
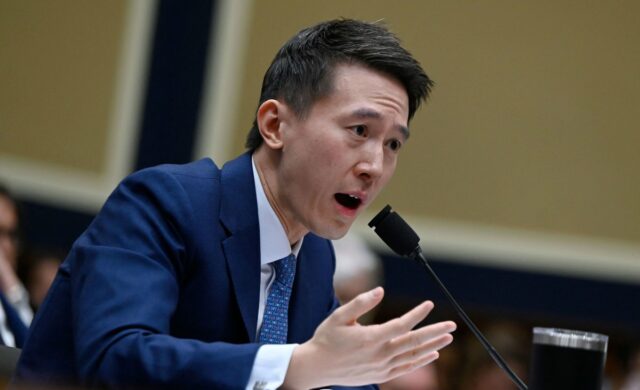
[316,63,410,121]
[331,63,408,100]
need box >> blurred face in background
[0,194,19,269]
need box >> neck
[253,147,307,245]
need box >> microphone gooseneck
[369,205,528,390]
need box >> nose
[354,143,384,182]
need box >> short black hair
[245,18,433,150]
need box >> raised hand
[283,287,456,389]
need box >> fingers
[330,287,384,324]
[384,329,454,381]
[373,300,435,339]
[388,331,454,368]
[388,320,457,357]
[388,351,440,380]
[308,295,455,388]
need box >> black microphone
[369,205,528,390]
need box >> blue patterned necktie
[258,254,297,344]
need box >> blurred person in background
[332,233,382,309]
[621,347,640,390]
[455,321,529,390]
[333,233,382,325]
[0,183,32,347]
[18,250,64,311]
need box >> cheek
[381,158,398,184]
[281,147,334,206]
[366,160,397,202]
[300,137,343,178]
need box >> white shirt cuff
[246,344,297,390]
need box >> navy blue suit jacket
[15,153,375,389]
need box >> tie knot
[273,254,296,287]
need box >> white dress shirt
[5,283,34,325]
[245,157,302,390]
[0,302,16,347]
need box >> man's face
[274,63,409,240]
[0,195,19,269]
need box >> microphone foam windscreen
[368,205,420,257]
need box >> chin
[323,230,348,240]
[311,221,352,240]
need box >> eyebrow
[351,108,410,140]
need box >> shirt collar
[252,156,303,266]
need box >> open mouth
[334,193,362,210]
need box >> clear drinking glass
[529,327,608,390]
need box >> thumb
[330,287,384,325]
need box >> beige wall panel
[230,1,640,244]
[0,0,155,212]
[0,1,127,173]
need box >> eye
[387,139,402,152]
[350,125,367,137]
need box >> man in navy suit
[15,19,456,389]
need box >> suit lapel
[219,153,261,342]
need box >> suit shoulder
[120,159,222,199]
[98,158,223,227]
[137,158,221,180]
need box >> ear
[256,99,290,150]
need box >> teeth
[348,194,359,200]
